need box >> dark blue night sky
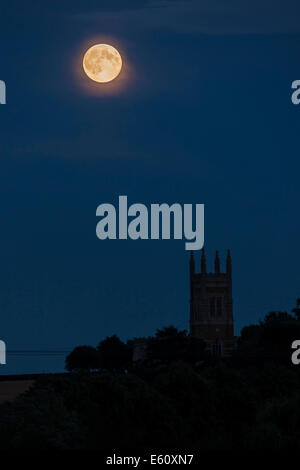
[0,0,300,373]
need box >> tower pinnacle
[214,250,220,274]
[226,249,232,277]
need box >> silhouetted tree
[292,298,300,320]
[235,298,300,365]
[155,326,186,339]
[147,326,206,365]
[97,335,131,372]
[65,345,99,372]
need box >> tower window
[210,297,215,317]
[212,341,222,357]
[210,297,223,318]
[217,297,223,317]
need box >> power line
[7,350,72,356]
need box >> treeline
[65,298,300,372]
[65,326,206,372]
[0,298,299,450]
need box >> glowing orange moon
[83,44,122,83]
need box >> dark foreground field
[0,360,300,450]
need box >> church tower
[189,249,236,357]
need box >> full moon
[83,44,122,83]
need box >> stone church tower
[189,249,236,357]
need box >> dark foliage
[1,298,300,450]
[65,346,99,372]
[234,303,300,366]
[2,359,300,450]
[97,335,132,372]
[147,326,206,365]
